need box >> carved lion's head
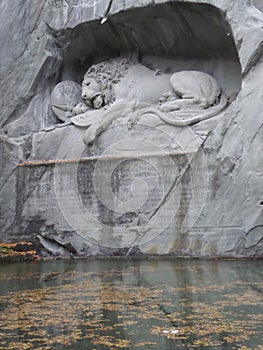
[81,77,105,109]
[82,57,132,108]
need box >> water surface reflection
[0,259,262,349]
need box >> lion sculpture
[70,57,227,145]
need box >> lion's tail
[140,93,228,126]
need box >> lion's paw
[72,102,89,116]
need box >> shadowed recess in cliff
[55,1,241,92]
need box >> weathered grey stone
[0,0,262,258]
[0,135,32,240]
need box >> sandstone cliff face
[0,0,262,257]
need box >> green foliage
[0,246,13,255]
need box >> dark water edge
[0,259,262,350]
[2,254,261,264]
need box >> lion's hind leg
[160,88,210,112]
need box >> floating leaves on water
[0,261,262,349]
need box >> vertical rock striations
[0,0,262,258]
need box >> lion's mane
[84,57,136,106]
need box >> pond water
[0,259,262,350]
